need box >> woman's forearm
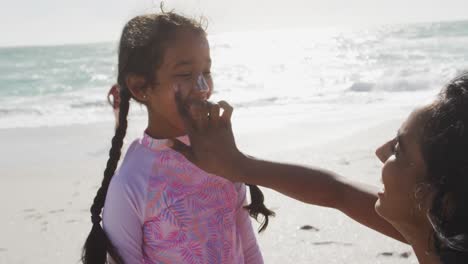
[234,154,407,243]
[235,154,346,208]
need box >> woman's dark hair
[421,72,468,263]
[82,10,273,264]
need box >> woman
[170,73,468,263]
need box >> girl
[82,11,274,264]
[172,73,468,263]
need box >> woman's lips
[377,187,385,197]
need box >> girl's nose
[195,75,209,92]
[193,75,210,100]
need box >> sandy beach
[0,102,421,264]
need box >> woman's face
[374,107,431,225]
[146,29,213,135]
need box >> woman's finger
[190,101,209,131]
[209,102,220,127]
[218,100,233,126]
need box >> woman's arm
[171,97,407,243]
[237,156,406,243]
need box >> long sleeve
[103,178,145,263]
[235,183,264,264]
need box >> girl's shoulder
[104,139,156,223]
[112,139,156,185]
[115,136,241,199]
[117,138,242,190]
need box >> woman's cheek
[381,159,398,189]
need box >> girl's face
[146,29,213,136]
[374,107,431,225]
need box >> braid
[90,89,130,219]
[245,184,275,233]
[81,89,131,264]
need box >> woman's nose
[375,139,394,163]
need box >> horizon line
[1,17,467,49]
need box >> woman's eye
[203,71,212,77]
[392,144,400,158]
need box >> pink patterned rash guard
[102,133,263,264]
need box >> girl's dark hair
[82,10,273,264]
[245,184,275,232]
[421,72,468,263]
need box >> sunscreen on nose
[196,75,209,92]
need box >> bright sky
[2,0,468,47]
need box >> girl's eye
[175,73,192,79]
[203,71,212,77]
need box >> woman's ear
[414,182,434,213]
[126,74,148,103]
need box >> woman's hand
[171,91,245,182]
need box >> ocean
[1,20,467,128]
